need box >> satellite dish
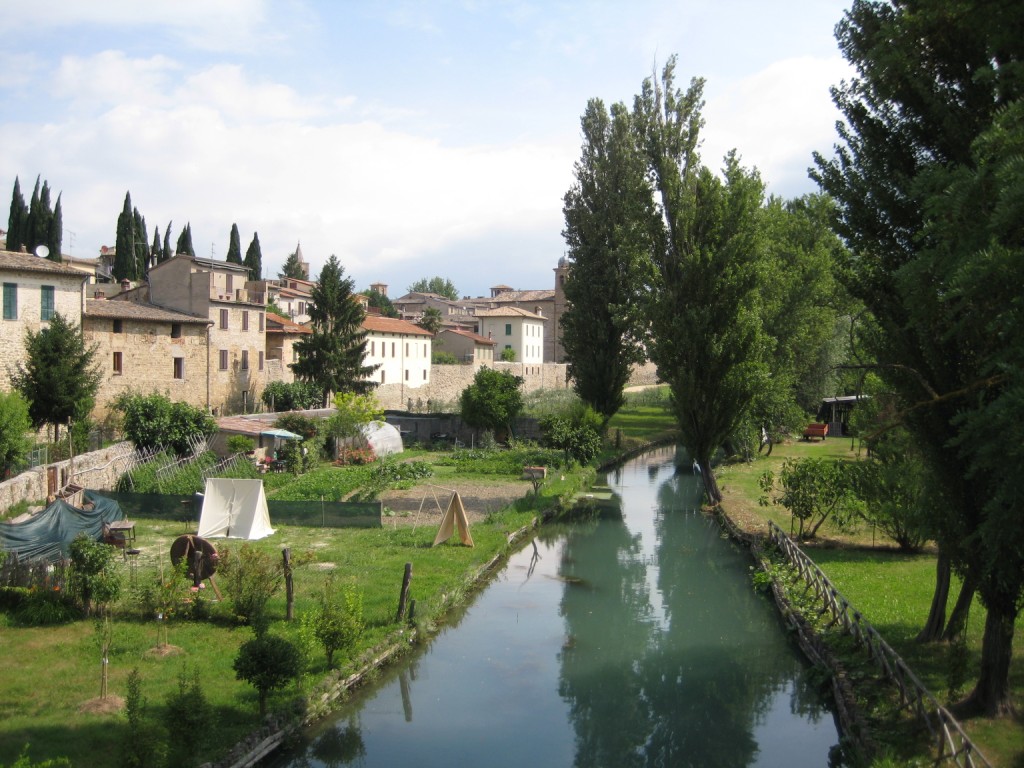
[34,245,49,258]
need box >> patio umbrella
[260,428,303,440]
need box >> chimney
[94,290,106,300]
[121,279,131,291]
[535,306,543,317]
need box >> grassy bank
[717,437,1024,766]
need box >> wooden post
[396,562,412,622]
[282,548,294,621]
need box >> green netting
[95,491,381,529]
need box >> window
[423,370,427,380]
[423,343,427,356]
[391,342,396,356]
[241,350,249,370]
[173,357,184,379]
[404,369,409,381]
[112,352,122,375]
[258,351,264,371]
[171,323,182,339]
[219,349,229,370]
[2,283,15,320]
[298,301,306,315]
[405,342,409,356]
[220,309,229,329]
[242,311,249,331]
[113,319,123,333]
[381,370,386,384]
[371,341,375,356]
[258,313,264,332]
[505,323,512,336]
[40,286,55,321]
[226,274,234,293]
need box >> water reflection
[270,446,838,768]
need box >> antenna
[34,244,49,259]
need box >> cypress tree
[6,176,27,252]
[46,194,62,261]
[161,221,173,262]
[244,232,262,281]
[226,223,242,264]
[151,226,161,265]
[133,209,148,277]
[113,192,136,281]
[176,223,194,257]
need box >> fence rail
[766,521,991,768]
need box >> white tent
[197,478,275,540]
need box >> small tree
[325,392,383,460]
[0,390,32,478]
[13,313,101,444]
[68,535,121,617]
[540,405,603,465]
[759,457,862,540]
[309,577,364,668]
[163,666,214,768]
[218,544,284,634]
[261,380,322,412]
[279,250,305,280]
[500,347,516,362]
[460,368,523,440]
[407,276,458,301]
[121,668,165,768]
[233,633,301,716]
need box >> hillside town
[0,237,586,422]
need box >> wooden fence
[766,522,991,768]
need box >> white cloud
[702,55,851,196]
[52,51,180,111]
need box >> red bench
[803,423,829,441]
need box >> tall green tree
[633,58,771,503]
[161,220,173,262]
[176,223,194,257]
[243,232,262,281]
[113,191,137,281]
[291,255,377,406]
[561,98,653,421]
[812,0,1024,715]
[6,176,27,252]
[46,193,62,262]
[0,390,33,477]
[407,276,458,301]
[12,313,102,443]
[133,208,148,278]
[279,250,305,280]
[226,223,242,265]
[150,226,161,266]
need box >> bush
[68,534,121,616]
[262,380,322,412]
[114,393,216,455]
[460,368,524,438]
[226,435,255,455]
[307,576,364,668]
[233,633,301,716]
[218,544,284,633]
[431,351,459,364]
[14,587,77,626]
[163,666,214,768]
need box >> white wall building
[362,315,432,388]
[474,307,545,367]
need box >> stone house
[83,297,212,418]
[392,291,469,324]
[363,315,432,389]
[474,307,545,368]
[434,328,496,365]
[0,249,89,392]
[116,255,269,415]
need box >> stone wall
[0,442,135,512]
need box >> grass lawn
[0,442,592,767]
[717,436,1024,766]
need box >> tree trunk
[941,573,977,643]
[698,459,722,505]
[915,549,950,643]
[955,604,1018,717]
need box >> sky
[0,0,853,299]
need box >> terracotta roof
[474,306,545,320]
[490,289,555,302]
[0,249,89,278]
[440,328,495,345]
[266,312,311,334]
[362,315,433,336]
[215,416,266,436]
[85,299,210,324]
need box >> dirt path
[379,476,532,527]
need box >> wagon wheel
[170,534,219,582]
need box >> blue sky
[0,0,852,298]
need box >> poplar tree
[244,232,262,281]
[561,98,653,421]
[633,58,772,504]
[291,255,377,406]
[226,223,242,264]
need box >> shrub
[431,351,459,364]
[14,587,77,626]
[68,534,121,616]
[226,435,255,455]
[163,666,214,768]
[308,577,365,668]
[234,633,302,716]
[113,393,216,455]
[218,544,284,633]
[261,380,322,412]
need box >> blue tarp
[0,490,124,562]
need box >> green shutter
[2,283,16,320]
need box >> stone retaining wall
[0,443,134,512]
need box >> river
[268,445,840,767]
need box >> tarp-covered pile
[0,490,124,562]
